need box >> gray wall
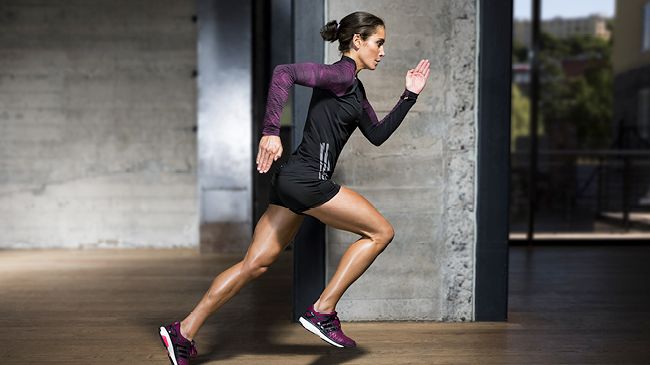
[326,1,477,320]
[0,0,198,248]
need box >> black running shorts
[269,162,341,215]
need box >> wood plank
[0,246,649,364]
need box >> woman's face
[356,26,385,70]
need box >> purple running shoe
[159,321,197,365]
[299,305,357,348]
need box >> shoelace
[170,326,198,359]
[174,340,198,359]
[175,343,190,359]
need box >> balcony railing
[510,149,650,238]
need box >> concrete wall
[0,0,198,248]
[326,1,477,320]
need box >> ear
[352,33,362,50]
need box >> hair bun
[320,20,339,42]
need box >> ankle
[180,320,193,341]
[313,300,335,314]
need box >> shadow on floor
[136,253,367,364]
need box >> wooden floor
[0,245,649,364]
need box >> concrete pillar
[196,0,253,253]
[325,1,477,320]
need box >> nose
[379,45,385,58]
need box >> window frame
[641,1,650,52]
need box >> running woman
[159,11,430,364]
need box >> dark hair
[320,11,385,53]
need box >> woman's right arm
[257,60,356,173]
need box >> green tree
[512,39,529,63]
[511,83,545,152]
[537,32,613,149]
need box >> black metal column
[252,0,293,225]
[291,0,326,321]
[475,0,513,321]
[527,0,542,243]
[252,0,272,226]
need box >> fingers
[415,60,426,72]
[407,60,429,80]
[262,139,274,173]
[415,59,425,72]
[256,140,263,166]
[257,136,282,173]
[257,137,272,173]
[256,139,267,172]
[262,142,275,172]
[416,59,429,74]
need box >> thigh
[243,204,305,265]
[302,186,390,238]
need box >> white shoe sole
[159,327,179,365]
[299,317,345,348]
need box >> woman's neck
[342,52,363,75]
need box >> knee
[241,257,271,279]
[372,222,395,250]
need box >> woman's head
[320,11,385,71]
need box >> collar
[340,55,360,79]
[340,55,356,65]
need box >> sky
[514,0,615,20]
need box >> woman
[159,11,430,365]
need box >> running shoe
[159,321,197,365]
[298,304,356,348]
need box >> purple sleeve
[358,89,419,146]
[262,61,356,136]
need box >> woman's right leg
[179,204,304,340]
[294,186,394,348]
[302,186,395,314]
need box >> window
[644,2,650,51]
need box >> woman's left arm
[358,89,418,146]
[358,59,430,146]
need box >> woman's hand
[256,135,283,173]
[405,59,430,95]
